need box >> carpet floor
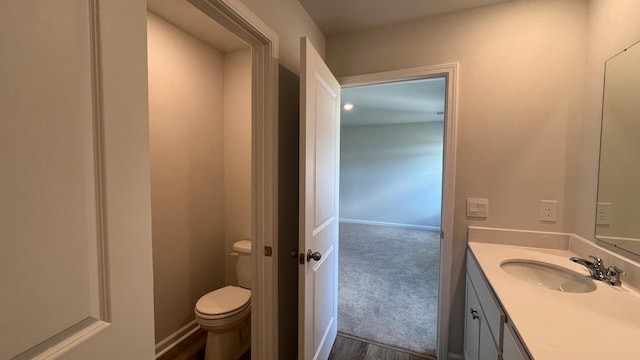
[338,222,440,355]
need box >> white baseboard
[339,218,440,232]
[155,319,200,358]
[447,352,464,360]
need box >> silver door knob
[307,249,322,262]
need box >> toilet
[195,240,252,360]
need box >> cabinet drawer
[467,250,505,349]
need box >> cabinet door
[464,274,481,360]
[467,251,505,349]
[465,273,501,360]
[478,317,500,360]
[503,324,530,360]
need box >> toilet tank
[233,240,252,289]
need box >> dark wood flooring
[157,329,432,360]
[157,329,250,360]
[329,334,436,360]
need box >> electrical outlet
[540,200,558,222]
[596,202,612,225]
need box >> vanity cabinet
[465,250,531,360]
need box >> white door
[0,1,155,359]
[298,37,341,360]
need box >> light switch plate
[467,197,489,218]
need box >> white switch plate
[467,197,489,218]
[540,200,558,222]
[596,202,612,225]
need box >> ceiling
[148,0,247,53]
[298,1,507,126]
[147,1,505,128]
[298,0,511,35]
[341,78,446,127]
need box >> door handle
[307,249,322,262]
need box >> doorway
[146,2,252,356]
[335,63,458,360]
[146,0,279,358]
[337,78,445,357]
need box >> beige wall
[148,12,253,343]
[326,0,588,355]
[571,0,640,243]
[238,0,325,73]
[224,49,253,285]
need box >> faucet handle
[605,265,626,286]
[588,255,603,267]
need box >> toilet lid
[195,286,251,315]
[233,240,251,254]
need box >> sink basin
[500,259,596,293]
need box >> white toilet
[195,240,252,360]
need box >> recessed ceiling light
[343,103,354,111]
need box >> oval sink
[500,259,596,293]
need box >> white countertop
[468,241,640,360]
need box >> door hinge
[264,246,272,257]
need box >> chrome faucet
[570,256,605,280]
[569,255,625,286]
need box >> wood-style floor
[157,330,432,360]
[329,334,436,360]
[157,329,250,360]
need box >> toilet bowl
[195,240,252,360]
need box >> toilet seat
[195,286,251,320]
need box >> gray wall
[340,122,444,228]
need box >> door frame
[339,63,459,360]
[179,1,280,358]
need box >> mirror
[596,40,640,255]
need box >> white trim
[339,63,458,88]
[15,318,110,360]
[597,235,640,243]
[216,0,279,58]
[339,218,440,231]
[447,352,464,360]
[183,1,279,359]
[339,63,459,360]
[154,320,200,359]
[88,0,110,323]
